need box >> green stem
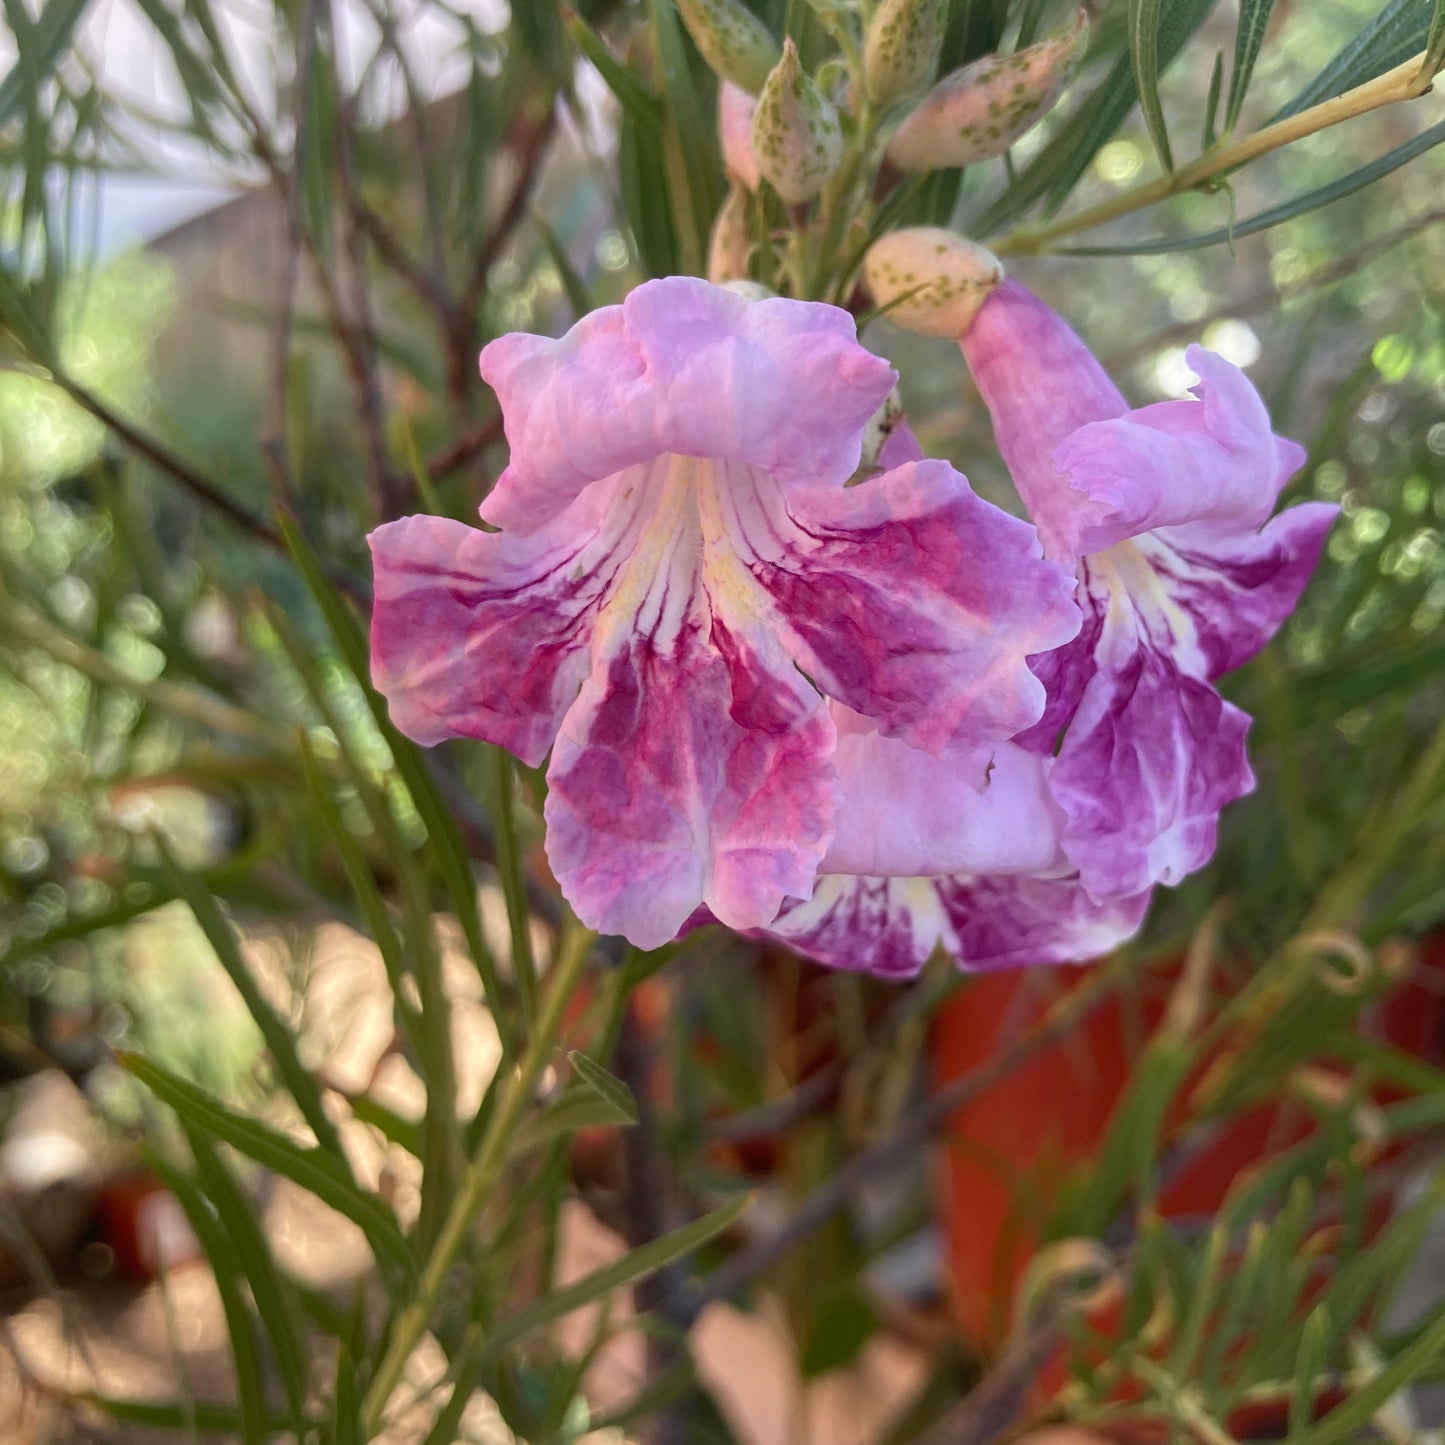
[995,48,1443,256]
[489,748,539,1030]
[360,921,596,1436]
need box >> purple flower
[758,281,1335,976]
[368,277,1078,948]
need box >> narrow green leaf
[515,1088,637,1154]
[277,511,512,1057]
[1286,1306,1332,1440]
[144,1154,268,1445]
[186,1130,312,1437]
[1424,0,1445,76]
[79,1394,299,1433]
[619,108,679,276]
[154,837,346,1160]
[0,0,90,126]
[1306,1304,1445,1443]
[1056,119,1445,254]
[121,1053,415,1281]
[1201,48,1224,150]
[1128,0,1174,172]
[488,1196,750,1350]
[534,214,595,321]
[332,1347,362,1445]
[1273,0,1435,121]
[568,1051,639,1126]
[565,13,665,131]
[1225,0,1276,131]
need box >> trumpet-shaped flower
[369,278,1078,948]
[756,282,1334,976]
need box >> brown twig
[672,965,1121,1324]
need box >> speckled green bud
[750,38,844,206]
[707,183,752,283]
[675,0,781,97]
[864,227,1003,338]
[863,0,947,106]
[886,7,1089,171]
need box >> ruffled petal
[821,710,1065,877]
[368,495,627,764]
[481,277,896,534]
[762,870,1151,976]
[936,873,1153,971]
[1052,346,1308,550]
[1047,553,1256,898]
[1144,501,1338,677]
[961,280,1127,560]
[543,608,838,951]
[713,457,1081,756]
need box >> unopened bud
[707,183,751,284]
[719,279,775,301]
[863,0,947,106]
[751,38,843,206]
[675,0,781,97]
[718,81,762,190]
[887,8,1088,172]
[864,228,1003,338]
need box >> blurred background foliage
[0,0,1444,1441]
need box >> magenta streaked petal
[1146,501,1338,676]
[1047,560,1256,898]
[480,277,896,533]
[762,875,957,979]
[761,869,1151,976]
[936,873,1153,971]
[821,710,1065,876]
[368,501,624,764]
[543,612,838,951]
[1052,346,1308,550]
[961,279,1127,560]
[721,457,1080,755]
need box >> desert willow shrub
[2,0,1445,1441]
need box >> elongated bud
[864,228,1003,338]
[675,0,781,96]
[718,81,762,190]
[863,0,947,106]
[707,183,751,283]
[751,38,843,206]
[887,8,1088,172]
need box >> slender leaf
[534,214,595,321]
[1426,0,1445,75]
[121,1052,415,1280]
[565,12,664,132]
[144,1154,268,1445]
[1056,119,1445,254]
[1201,48,1224,150]
[1226,0,1277,131]
[154,837,346,1160]
[186,1129,312,1438]
[1128,0,1175,172]
[487,1196,750,1351]
[0,0,90,126]
[1273,0,1435,121]
[568,1051,639,1125]
[79,1395,299,1433]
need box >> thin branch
[671,965,1122,1324]
[261,0,320,505]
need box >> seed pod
[707,183,752,284]
[864,228,1003,339]
[750,38,844,207]
[675,0,781,97]
[863,0,947,107]
[718,81,762,190]
[886,8,1089,172]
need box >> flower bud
[707,183,751,284]
[886,8,1088,172]
[863,0,947,107]
[718,279,775,301]
[864,228,1003,338]
[750,38,844,207]
[675,0,781,97]
[718,81,762,190]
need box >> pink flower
[368,278,1078,948]
[757,281,1335,976]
